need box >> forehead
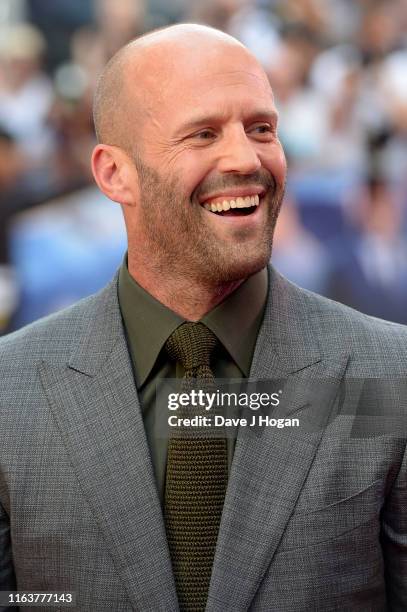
[177,70,275,129]
[126,43,275,126]
[179,65,271,102]
[189,66,270,94]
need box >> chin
[204,250,270,284]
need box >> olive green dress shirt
[118,256,268,503]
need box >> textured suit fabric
[0,266,407,611]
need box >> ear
[91,144,139,206]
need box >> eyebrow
[174,108,279,136]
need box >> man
[0,24,406,612]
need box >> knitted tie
[164,323,228,611]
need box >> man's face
[127,43,287,284]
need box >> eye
[248,123,276,140]
[193,129,216,140]
[186,129,217,147]
[257,125,271,133]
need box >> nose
[216,127,262,175]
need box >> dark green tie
[164,322,228,611]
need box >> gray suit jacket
[1,267,407,611]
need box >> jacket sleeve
[381,440,407,610]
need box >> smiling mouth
[201,194,261,216]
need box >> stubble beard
[134,159,285,286]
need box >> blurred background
[1,0,407,334]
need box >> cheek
[175,158,213,199]
[263,145,287,187]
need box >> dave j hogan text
[168,414,299,429]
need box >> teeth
[203,193,261,212]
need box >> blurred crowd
[1,0,407,333]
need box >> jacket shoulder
[285,276,407,362]
[0,277,119,373]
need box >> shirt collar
[201,267,267,376]
[119,255,268,386]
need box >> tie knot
[165,322,218,372]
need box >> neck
[127,252,245,321]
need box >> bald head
[93,24,254,151]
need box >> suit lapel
[39,277,178,612]
[206,269,350,611]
